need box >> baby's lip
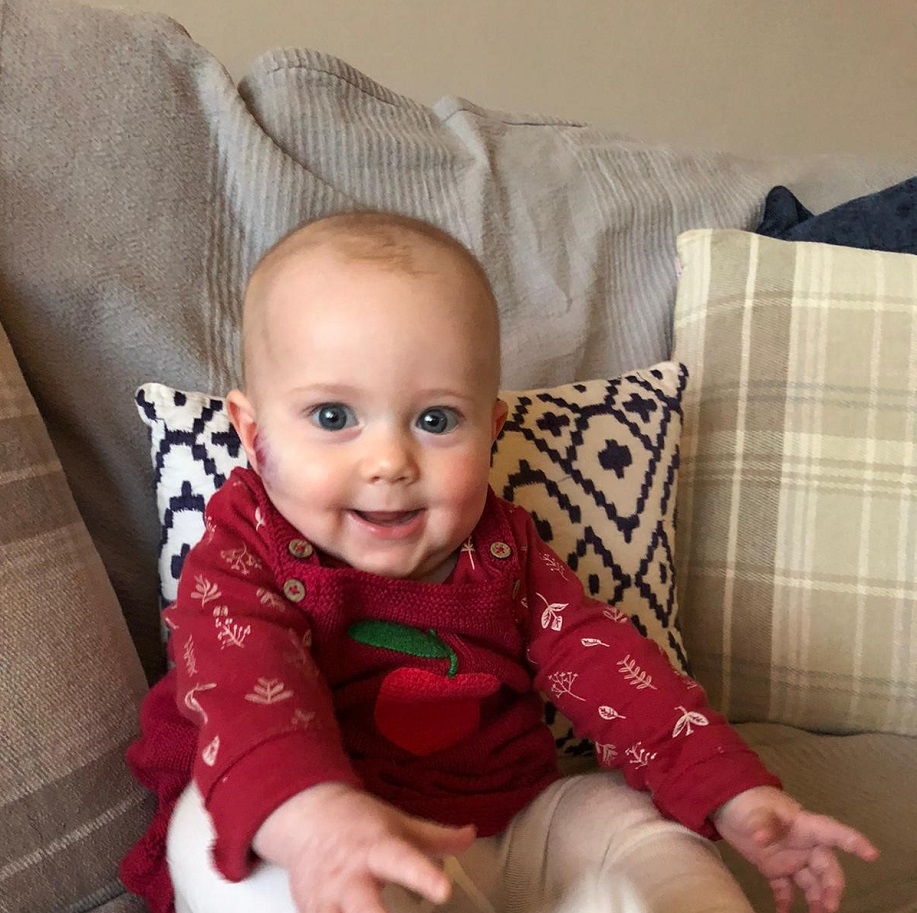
[351,509,422,527]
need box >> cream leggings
[168,773,756,913]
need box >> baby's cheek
[252,431,274,481]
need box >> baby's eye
[311,403,356,431]
[416,407,459,435]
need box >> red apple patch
[348,620,499,755]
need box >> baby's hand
[252,782,476,913]
[713,785,879,913]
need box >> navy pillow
[756,177,917,254]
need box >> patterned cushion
[136,361,689,762]
[673,228,917,736]
[0,317,151,910]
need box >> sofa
[1,0,915,911]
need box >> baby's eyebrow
[287,383,362,399]
[418,388,478,403]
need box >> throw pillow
[0,317,152,912]
[136,361,690,765]
[673,228,917,736]
[756,177,917,253]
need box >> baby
[123,211,877,913]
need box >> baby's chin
[345,551,459,584]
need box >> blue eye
[312,403,356,431]
[417,407,459,435]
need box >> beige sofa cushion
[0,316,152,911]
[673,229,917,735]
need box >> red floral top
[122,467,779,911]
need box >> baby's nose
[362,429,419,483]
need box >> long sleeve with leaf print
[507,503,781,837]
[164,475,360,881]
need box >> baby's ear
[492,398,509,440]
[226,389,260,472]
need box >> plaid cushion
[0,318,151,910]
[673,229,917,735]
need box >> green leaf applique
[348,620,458,676]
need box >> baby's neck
[321,549,459,584]
[417,552,459,584]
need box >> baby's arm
[714,786,878,913]
[168,472,361,879]
[508,503,780,833]
[170,473,475,911]
[504,504,878,912]
[253,783,475,913]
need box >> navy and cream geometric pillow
[135,384,247,624]
[136,361,689,764]
[489,362,690,765]
[491,362,689,675]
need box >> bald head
[241,211,501,396]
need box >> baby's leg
[167,784,298,913]
[495,772,757,913]
[166,784,497,913]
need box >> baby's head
[227,211,507,583]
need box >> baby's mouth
[352,509,422,527]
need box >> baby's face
[233,244,505,582]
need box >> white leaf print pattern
[291,708,316,729]
[184,683,217,723]
[540,552,568,578]
[212,605,251,648]
[255,506,265,531]
[598,706,626,721]
[182,635,197,676]
[257,588,286,612]
[218,620,252,649]
[537,592,568,631]
[547,671,586,701]
[245,678,294,705]
[283,628,315,671]
[595,742,618,765]
[625,742,658,769]
[461,538,476,570]
[676,670,701,690]
[617,654,657,690]
[602,607,629,624]
[192,576,221,608]
[221,543,263,576]
[581,638,610,648]
[672,706,709,738]
[202,735,220,767]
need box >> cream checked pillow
[673,229,917,736]
[137,362,690,765]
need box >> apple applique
[348,620,499,755]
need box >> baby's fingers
[839,828,880,862]
[365,837,454,905]
[798,846,844,913]
[409,819,477,858]
[769,876,794,913]
[800,814,880,861]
